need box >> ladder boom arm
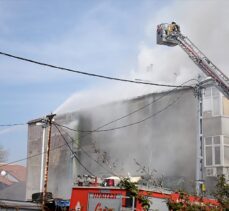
[177,34,229,98]
[157,23,229,99]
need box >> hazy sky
[0,0,228,163]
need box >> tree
[166,191,221,211]
[134,159,164,187]
[119,178,151,210]
[213,174,229,210]
[166,175,229,211]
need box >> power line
[0,132,96,171]
[0,123,26,127]
[54,124,118,177]
[50,92,184,177]
[54,92,169,133]
[55,91,184,133]
[0,93,182,176]
[53,124,95,176]
[94,92,184,131]
[0,80,197,131]
[0,79,196,169]
[0,51,190,88]
[0,124,119,176]
[54,78,196,133]
[0,142,67,168]
[51,91,185,176]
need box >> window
[224,136,229,166]
[203,87,221,116]
[224,146,229,166]
[212,87,219,97]
[204,136,221,166]
[213,96,220,115]
[206,146,213,166]
[222,97,229,116]
[215,146,221,165]
[205,137,212,145]
[205,88,211,97]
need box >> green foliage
[213,174,229,210]
[166,175,229,210]
[119,178,151,209]
[166,191,221,211]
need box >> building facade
[26,87,229,200]
[203,87,229,182]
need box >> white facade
[203,87,229,180]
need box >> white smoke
[50,1,229,191]
[55,82,166,114]
[55,0,229,114]
[140,0,229,83]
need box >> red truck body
[69,186,219,211]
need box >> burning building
[26,86,229,200]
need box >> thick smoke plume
[55,0,229,114]
[53,1,229,188]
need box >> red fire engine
[69,185,219,211]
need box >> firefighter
[167,22,180,35]
[173,22,180,32]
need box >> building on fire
[26,86,229,200]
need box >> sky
[0,0,229,164]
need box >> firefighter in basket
[167,22,180,35]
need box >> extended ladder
[170,33,229,99]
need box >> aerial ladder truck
[157,22,229,99]
[157,22,229,195]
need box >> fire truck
[69,183,219,211]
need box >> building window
[224,136,229,166]
[206,146,213,166]
[222,97,229,116]
[204,136,222,167]
[203,87,221,116]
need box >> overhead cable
[54,124,118,177]
[0,125,119,176]
[51,92,184,177]
[56,91,184,133]
[0,51,190,88]
[93,92,184,131]
[53,124,95,176]
[0,123,25,127]
[0,79,197,169]
[55,78,197,133]
[0,142,66,168]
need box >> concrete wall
[26,88,198,199]
[26,117,78,200]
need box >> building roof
[0,164,26,186]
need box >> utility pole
[42,113,56,211]
[195,78,214,196]
[40,122,47,193]
[195,83,204,196]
